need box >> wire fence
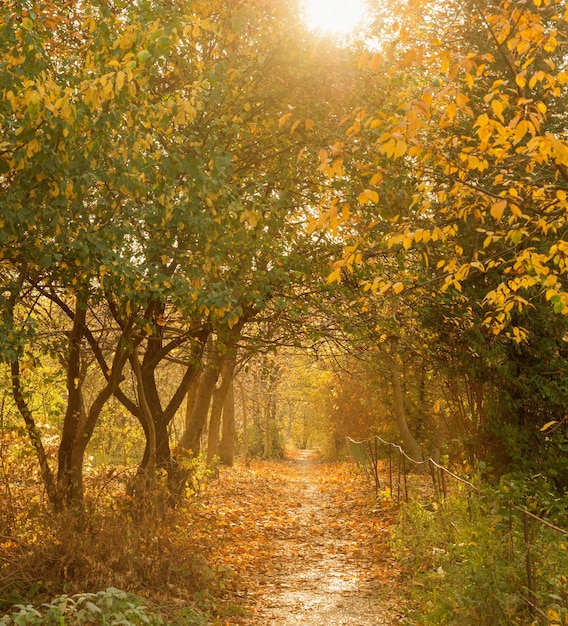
[347,434,476,502]
[347,435,568,622]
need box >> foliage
[312,0,568,480]
[0,0,362,506]
[392,479,568,625]
[0,588,167,626]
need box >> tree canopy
[0,0,567,512]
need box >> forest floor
[197,450,410,625]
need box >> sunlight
[302,0,367,36]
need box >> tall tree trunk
[386,355,424,465]
[131,345,157,471]
[263,400,271,459]
[219,379,235,466]
[239,377,249,467]
[57,297,87,508]
[6,271,57,507]
[11,358,57,506]
[206,359,235,465]
[177,351,219,457]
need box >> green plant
[392,482,568,625]
[1,587,165,625]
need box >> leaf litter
[195,450,409,624]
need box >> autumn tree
[319,0,568,479]
[1,0,372,506]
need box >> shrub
[392,478,568,625]
[0,587,166,625]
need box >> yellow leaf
[379,137,396,157]
[358,51,370,70]
[394,139,408,158]
[490,199,507,220]
[369,53,384,71]
[546,288,558,301]
[475,113,489,127]
[513,119,528,144]
[491,99,504,122]
[327,268,341,284]
[278,112,292,128]
[393,282,404,294]
[510,204,522,218]
[358,189,379,205]
[456,92,469,108]
[421,87,433,107]
[115,70,126,91]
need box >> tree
[1,0,371,506]
[319,0,568,478]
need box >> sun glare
[302,0,367,37]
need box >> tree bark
[57,297,87,508]
[11,358,57,506]
[219,378,235,466]
[206,358,235,465]
[385,354,424,465]
[177,348,219,457]
[263,400,271,459]
[6,270,58,507]
[239,377,249,466]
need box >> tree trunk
[386,355,424,465]
[206,359,235,465]
[177,351,219,457]
[219,379,235,466]
[11,358,58,507]
[239,377,249,466]
[57,297,87,508]
[131,344,157,471]
[263,401,271,459]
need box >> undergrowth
[391,473,568,625]
[0,460,246,625]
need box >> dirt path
[201,451,407,625]
[249,450,404,625]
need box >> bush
[392,478,568,625]
[0,587,168,625]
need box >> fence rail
[347,435,568,622]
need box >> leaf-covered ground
[195,450,408,624]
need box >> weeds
[392,477,568,625]
[0,456,237,625]
[0,587,168,625]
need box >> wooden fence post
[388,446,393,497]
[522,509,537,618]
